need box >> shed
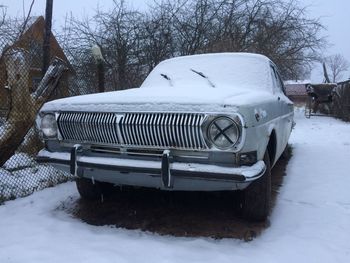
[0,16,72,119]
[284,80,310,103]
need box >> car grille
[57,112,207,150]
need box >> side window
[270,66,286,95]
[275,70,286,95]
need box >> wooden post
[42,0,53,75]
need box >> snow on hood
[41,86,273,113]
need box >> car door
[270,65,294,158]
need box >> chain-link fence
[0,19,99,202]
[0,14,133,203]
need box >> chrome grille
[58,112,119,144]
[57,112,206,150]
[119,113,206,149]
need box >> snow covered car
[36,53,294,221]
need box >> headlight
[207,116,240,150]
[40,114,58,138]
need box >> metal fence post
[92,45,105,93]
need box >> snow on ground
[0,109,350,263]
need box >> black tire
[76,177,114,201]
[239,152,271,221]
[281,144,291,160]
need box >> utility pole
[42,0,53,76]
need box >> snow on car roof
[141,52,272,91]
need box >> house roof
[285,83,307,96]
[1,16,72,71]
[284,80,310,85]
[18,16,71,66]
[0,17,41,54]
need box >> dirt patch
[66,148,291,240]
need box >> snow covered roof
[284,83,307,96]
[284,80,311,85]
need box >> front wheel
[239,152,271,221]
[76,177,115,201]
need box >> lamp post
[91,45,105,93]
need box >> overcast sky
[1,0,350,81]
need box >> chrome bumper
[37,148,266,191]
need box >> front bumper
[37,149,266,191]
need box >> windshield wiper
[190,68,215,88]
[160,73,173,86]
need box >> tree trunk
[0,48,67,166]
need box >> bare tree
[61,0,326,88]
[325,54,350,82]
[0,5,6,28]
[0,10,21,46]
[64,0,145,90]
[18,0,35,38]
[206,0,325,80]
[138,2,176,73]
[150,0,326,79]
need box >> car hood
[41,86,274,113]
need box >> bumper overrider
[37,145,266,191]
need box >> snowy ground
[0,109,350,263]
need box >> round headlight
[41,114,58,138]
[207,116,240,150]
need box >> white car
[37,53,294,221]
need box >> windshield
[141,53,271,91]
